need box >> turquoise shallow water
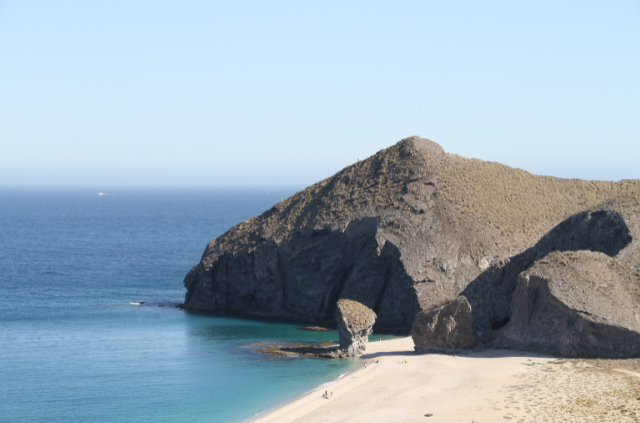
[0,187,372,423]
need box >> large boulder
[329,299,376,357]
[496,250,640,357]
[411,296,477,353]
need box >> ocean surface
[0,187,384,423]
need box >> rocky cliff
[497,250,640,357]
[184,137,639,350]
[487,187,640,357]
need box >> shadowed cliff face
[462,209,633,334]
[412,186,640,357]
[184,217,419,331]
[184,136,640,335]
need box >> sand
[250,337,640,423]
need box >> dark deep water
[0,187,363,423]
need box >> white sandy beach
[251,337,640,423]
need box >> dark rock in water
[411,296,476,353]
[299,326,332,332]
[183,136,640,357]
[494,250,640,358]
[256,341,338,357]
[324,299,376,358]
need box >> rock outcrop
[494,250,640,357]
[184,136,640,356]
[326,299,376,357]
[415,187,640,356]
[412,296,476,353]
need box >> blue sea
[0,187,381,423]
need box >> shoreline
[247,337,401,423]
[249,337,640,423]
[246,342,372,423]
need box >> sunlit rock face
[495,250,640,358]
[412,296,477,353]
[330,299,377,357]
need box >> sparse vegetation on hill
[186,136,640,356]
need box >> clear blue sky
[1,0,638,185]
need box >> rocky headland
[184,136,640,357]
